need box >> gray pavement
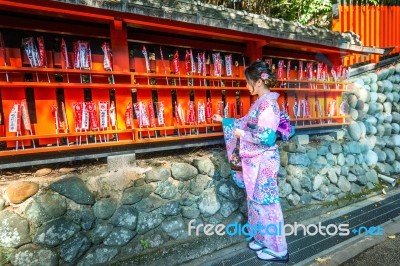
[184,188,400,266]
[340,233,400,266]
[303,215,400,266]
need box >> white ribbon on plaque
[8,103,20,133]
[99,102,108,129]
[225,55,232,77]
[198,102,206,123]
[20,99,31,131]
[81,102,90,130]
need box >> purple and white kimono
[222,92,293,253]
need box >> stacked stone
[346,64,400,180]
[0,152,246,265]
[277,132,378,208]
[277,63,400,208]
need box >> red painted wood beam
[0,13,109,38]
[127,31,246,54]
[262,49,318,61]
[110,20,130,72]
[267,40,351,56]
[0,0,114,22]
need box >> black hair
[244,60,277,88]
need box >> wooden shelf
[0,131,224,157]
[0,140,135,157]
[132,84,246,90]
[0,66,132,76]
[291,115,349,122]
[132,72,245,81]
[0,129,133,142]
[135,132,223,143]
[278,79,351,85]
[0,82,132,89]
[295,122,350,129]
[0,124,222,142]
[134,123,221,132]
[0,82,349,92]
[272,88,348,92]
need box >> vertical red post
[245,41,264,105]
[366,6,371,63]
[110,19,129,72]
[245,41,263,63]
[375,6,381,63]
[396,7,400,55]
[354,5,359,63]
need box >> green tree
[202,0,400,28]
[202,0,332,28]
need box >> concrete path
[184,188,400,266]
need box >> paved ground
[340,233,400,266]
[304,215,400,266]
[183,188,400,266]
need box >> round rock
[93,198,117,220]
[348,121,361,141]
[6,181,39,204]
[0,210,31,248]
[171,163,198,181]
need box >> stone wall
[1,62,399,265]
[345,63,400,182]
[0,150,247,265]
[277,62,400,209]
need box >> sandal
[256,248,289,262]
[248,240,264,251]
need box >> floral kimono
[222,92,293,253]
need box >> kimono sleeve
[240,100,280,146]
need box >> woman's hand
[234,128,244,138]
[212,114,223,122]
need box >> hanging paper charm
[225,55,232,77]
[22,37,40,67]
[51,104,62,130]
[61,38,71,69]
[99,102,109,129]
[101,42,112,71]
[198,101,206,123]
[125,103,133,128]
[142,45,150,73]
[73,41,92,69]
[20,99,31,131]
[157,102,165,126]
[109,101,117,127]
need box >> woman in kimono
[213,60,292,262]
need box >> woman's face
[246,79,261,96]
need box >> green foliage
[201,0,400,28]
[202,0,333,28]
[140,239,149,250]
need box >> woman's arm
[214,113,248,130]
[234,115,248,130]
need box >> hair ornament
[260,72,269,80]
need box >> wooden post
[110,19,129,72]
[245,41,265,63]
[245,41,266,103]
